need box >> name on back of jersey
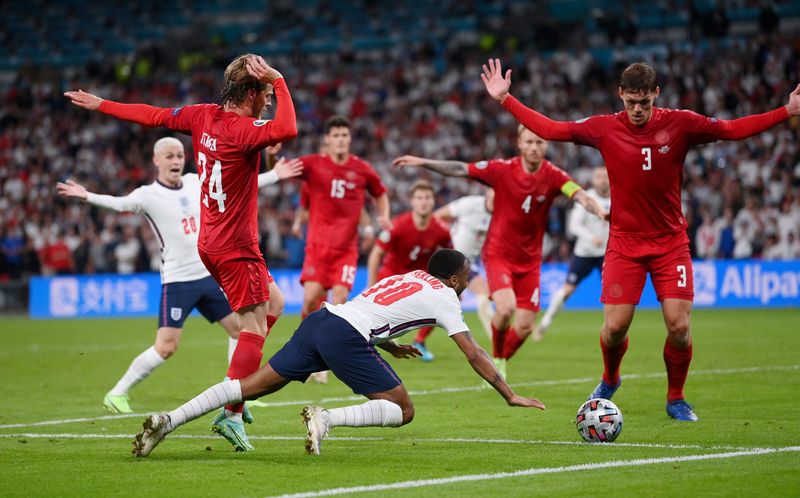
[200,132,217,151]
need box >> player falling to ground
[132,249,545,458]
[482,57,800,421]
[293,115,390,383]
[65,54,297,448]
[57,137,302,413]
[393,130,606,380]
[533,166,610,341]
[434,188,496,341]
[367,180,452,361]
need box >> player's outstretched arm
[481,58,575,142]
[710,83,799,141]
[433,205,454,222]
[450,331,545,410]
[57,179,141,213]
[64,90,175,128]
[392,155,469,177]
[257,157,303,188]
[572,189,609,221]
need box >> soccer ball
[576,398,623,443]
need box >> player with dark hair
[393,128,607,380]
[132,249,545,458]
[292,115,390,383]
[65,54,297,449]
[367,180,453,361]
[481,57,800,421]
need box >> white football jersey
[568,188,611,258]
[324,270,469,345]
[446,195,491,261]
[86,174,208,283]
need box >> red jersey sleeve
[681,107,790,145]
[468,159,506,186]
[299,183,310,209]
[97,101,211,134]
[501,95,605,147]
[224,78,298,151]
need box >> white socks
[541,287,567,329]
[227,337,238,365]
[109,346,165,396]
[167,379,242,430]
[326,400,403,428]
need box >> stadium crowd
[0,25,799,281]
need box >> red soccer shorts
[484,257,542,312]
[601,230,694,305]
[199,246,273,312]
[300,243,359,291]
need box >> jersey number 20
[362,278,423,306]
[198,152,227,212]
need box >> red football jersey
[299,153,386,251]
[97,78,296,257]
[468,157,574,265]
[377,212,452,275]
[502,96,789,238]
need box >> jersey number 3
[641,147,652,171]
[198,152,227,212]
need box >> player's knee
[400,403,415,425]
[604,319,630,338]
[666,316,690,340]
[155,341,178,359]
[495,304,515,323]
[516,321,534,336]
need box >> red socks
[502,328,525,360]
[225,331,265,413]
[664,340,692,402]
[414,326,434,344]
[601,336,629,386]
[491,322,507,359]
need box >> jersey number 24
[198,152,227,212]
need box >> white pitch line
[0,432,756,451]
[1,364,797,430]
[266,446,800,498]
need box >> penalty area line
[265,446,800,498]
[0,364,796,430]
[0,432,759,452]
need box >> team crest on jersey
[170,307,182,321]
[179,197,189,209]
[536,195,546,203]
[253,119,269,127]
[475,161,488,170]
[658,145,670,154]
[346,182,356,190]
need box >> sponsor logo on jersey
[658,145,670,154]
[536,195,546,203]
[200,133,217,151]
[475,161,488,170]
[170,307,182,321]
[253,119,269,127]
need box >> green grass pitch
[1,309,799,497]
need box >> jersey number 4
[361,278,423,306]
[198,152,227,212]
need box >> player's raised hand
[63,90,103,111]
[785,83,800,116]
[391,155,426,169]
[481,58,512,103]
[56,179,88,200]
[246,56,283,84]
[273,157,303,180]
[507,394,546,410]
